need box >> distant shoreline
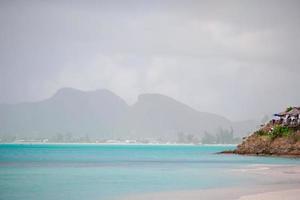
[0,142,237,146]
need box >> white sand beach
[238,189,300,200]
[120,165,300,200]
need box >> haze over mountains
[0,88,259,142]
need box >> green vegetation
[269,125,292,139]
[256,129,267,136]
[177,132,200,144]
[201,132,217,144]
[255,125,294,140]
[286,106,293,112]
[201,127,241,144]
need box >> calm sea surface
[0,144,300,200]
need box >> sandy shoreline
[238,189,300,200]
[120,165,300,200]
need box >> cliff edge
[224,107,300,157]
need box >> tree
[201,131,216,144]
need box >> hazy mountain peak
[53,87,112,97]
[0,88,258,140]
[138,93,171,101]
[135,93,202,118]
[53,87,82,97]
[51,87,127,104]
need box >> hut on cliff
[274,107,300,127]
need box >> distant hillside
[0,88,129,139]
[123,93,232,140]
[0,88,258,142]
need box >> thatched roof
[287,107,300,116]
[274,111,288,117]
[274,107,300,117]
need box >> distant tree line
[201,127,241,144]
[177,132,200,144]
[176,127,241,144]
[0,132,92,143]
[48,133,91,143]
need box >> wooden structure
[274,107,300,127]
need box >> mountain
[124,93,232,140]
[0,88,129,139]
[0,88,257,142]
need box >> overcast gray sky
[0,0,300,120]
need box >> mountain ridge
[0,88,258,142]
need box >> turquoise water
[0,144,300,200]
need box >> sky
[0,0,300,120]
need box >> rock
[233,131,300,157]
[220,107,300,157]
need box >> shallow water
[0,144,299,200]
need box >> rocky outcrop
[222,107,300,157]
[223,107,300,157]
[221,127,300,157]
[233,131,300,156]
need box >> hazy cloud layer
[0,0,300,120]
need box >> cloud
[0,0,300,120]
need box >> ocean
[0,144,299,200]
